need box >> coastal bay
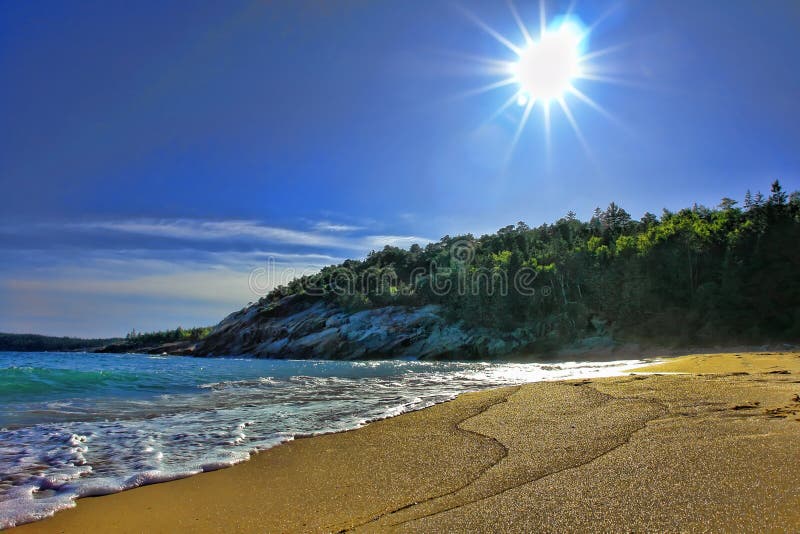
[15,351,800,532]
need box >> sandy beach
[14,351,800,533]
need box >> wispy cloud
[311,221,365,232]
[69,219,353,249]
[0,251,331,336]
[0,218,433,336]
[62,218,431,252]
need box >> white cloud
[64,219,432,253]
[70,219,355,249]
[0,246,340,312]
[0,219,435,336]
[312,221,365,232]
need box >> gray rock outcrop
[192,294,538,360]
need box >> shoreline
[12,351,800,532]
[1,356,645,529]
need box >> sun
[457,1,623,157]
[512,24,583,103]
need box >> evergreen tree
[263,185,800,348]
[769,180,787,206]
[744,190,753,210]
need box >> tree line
[266,181,800,347]
[125,326,213,346]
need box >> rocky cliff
[191,294,545,360]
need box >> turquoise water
[0,351,642,528]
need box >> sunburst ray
[457,5,523,57]
[486,90,526,126]
[557,97,591,157]
[453,76,518,100]
[508,0,533,44]
[578,43,629,63]
[455,1,628,160]
[538,0,547,38]
[543,100,552,155]
[435,50,518,75]
[507,97,536,161]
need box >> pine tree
[641,212,658,226]
[602,202,631,235]
[744,190,753,210]
[769,180,787,206]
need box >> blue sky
[2,0,799,337]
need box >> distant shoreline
[13,350,800,532]
[1,333,797,363]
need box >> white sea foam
[0,353,643,528]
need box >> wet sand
[15,351,800,532]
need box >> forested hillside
[0,327,212,354]
[265,181,800,347]
[0,333,120,352]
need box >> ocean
[0,351,643,528]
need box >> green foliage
[265,182,800,346]
[587,236,603,252]
[490,250,512,267]
[0,327,213,353]
[614,235,636,255]
[0,333,121,352]
[124,326,213,347]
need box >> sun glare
[459,1,623,158]
[513,25,583,102]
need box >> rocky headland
[190,294,569,360]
